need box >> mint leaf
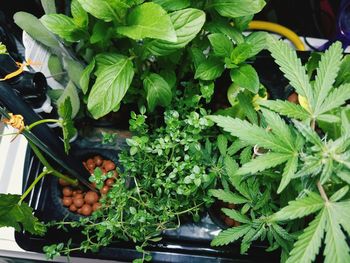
[147,8,205,56]
[117,3,177,42]
[77,0,128,22]
[230,64,259,93]
[88,54,134,119]
[208,33,233,58]
[153,0,190,11]
[80,58,95,94]
[0,194,46,236]
[211,0,266,18]
[245,32,268,57]
[57,81,80,118]
[230,43,253,64]
[58,97,77,154]
[71,0,88,28]
[144,73,172,112]
[195,57,225,81]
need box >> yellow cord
[248,20,305,51]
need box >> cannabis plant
[209,39,350,263]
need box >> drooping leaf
[117,3,177,42]
[57,81,80,118]
[210,0,266,18]
[230,64,259,93]
[48,55,63,81]
[211,224,251,246]
[208,33,233,58]
[259,99,310,120]
[58,97,77,154]
[271,192,324,221]
[64,58,84,89]
[0,194,46,236]
[14,12,60,49]
[286,209,326,263]
[147,8,205,56]
[40,0,56,14]
[144,73,172,112]
[80,58,96,94]
[87,54,134,119]
[195,57,225,81]
[209,189,249,204]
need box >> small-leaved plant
[209,39,350,263]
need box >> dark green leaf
[208,33,233,58]
[195,57,225,81]
[230,43,253,64]
[71,0,88,28]
[144,73,172,112]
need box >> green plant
[15,0,267,120]
[209,40,350,263]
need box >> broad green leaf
[152,0,190,11]
[57,81,80,118]
[221,208,251,224]
[318,83,350,115]
[245,32,268,57]
[71,0,88,28]
[64,58,84,89]
[208,115,293,153]
[314,42,343,114]
[205,21,244,44]
[286,209,326,263]
[237,93,258,124]
[278,155,298,193]
[230,64,259,93]
[80,58,96,94]
[48,55,63,81]
[259,99,310,120]
[330,186,349,202]
[58,97,77,154]
[271,192,324,221]
[41,14,86,42]
[211,0,266,18]
[230,43,253,65]
[268,37,314,108]
[14,12,60,49]
[117,3,177,42]
[293,120,324,148]
[324,205,350,263]
[210,189,249,204]
[41,0,56,14]
[88,55,134,119]
[195,57,225,81]
[144,73,172,112]
[208,33,233,58]
[211,224,251,246]
[191,48,206,69]
[147,9,205,56]
[237,152,290,176]
[77,0,129,22]
[0,194,46,236]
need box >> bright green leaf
[230,64,259,93]
[208,33,233,58]
[195,57,225,81]
[144,73,172,112]
[211,0,266,18]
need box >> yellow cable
[248,20,305,51]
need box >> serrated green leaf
[330,186,349,202]
[211,0,266,18]
[314,42,343,114]
[0,194,46,236]
[337,170,350,184]
[14,12,60,49]
[117,3,177,42]
[320,159,333,184]
[230,64,259,93]
[239,146,252,165]
[271,223,294,242]
[268,37,314,108]
[144,73,172,112]
[221,208,251,223]
[240,224,264,254]
[278,155,298,193]
[237,152,290,176]
[208,115,293,153]
[87,54,134,119]
[208,33,233,58]
[210,189,249,204]
[271,192,324,221]
[195,57,225,81]
[147,8,205,56]
[80,58,95,94]
[335,55,350,86]
[211,224,251,246]
[318,83,350,115]
[259,99,310,120]
[293,120,323,148]
[217,134,228,155]
[286,209,326,263]
[324,205,350,263]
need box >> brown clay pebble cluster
[59,155,118,216]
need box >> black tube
[0,80,92,188]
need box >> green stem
[19,170,50,204]
[27,119,61,131]
[28,141,78,186]
[175,202,205,216]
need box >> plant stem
[311,119,316,130]
[28,141,78,186]
[27,119,60,130]
[19,170,50,204]
[317,181,329,203]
